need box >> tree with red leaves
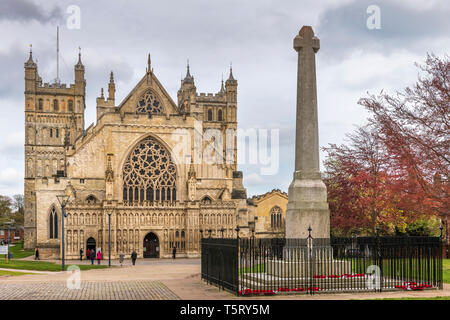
[359,54,449,226]
[324,54,449,236]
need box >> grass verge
[0,259,109,272]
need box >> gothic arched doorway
[143,232,159,258]
[86,237,96,253]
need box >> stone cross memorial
[286,26,330,239]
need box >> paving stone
[0,280,179,300]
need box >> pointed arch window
[86,195,98,204]
[53,99,59,111]
[270,206,283,229]
[207,109,213,121]
[68,100,73,112]
[49,206,58,239]
[38,98,43,111]
[217,109,223,122]
[122,136,177,203]
[136,90,164,115]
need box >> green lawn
[371,296,450,300]
[0,270,33,276]
[239,263,266,274]
[0,259,109,272]
[5,241,35,259]
[443,259,450,284]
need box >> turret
[74,49,85,96]
[108,71,115,102]
[177,61,197,113]
[225,65,237,103]
[24,47,37,94]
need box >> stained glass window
[123,136,176,202]
[270,206,283,229]
[136,90,164,115]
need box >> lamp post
[220,227,225,239]
[235,226,240,240]
[108,212,112,267]
[208,229,212,238]
[200,229,203,239]
[57,194,70,271]
[5,220,13,263]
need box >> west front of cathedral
[23,50,286,259]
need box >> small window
[80,179,85,184]
[38,99,43,111]
[207,109,213,121]
[49,207,58,239]
[50,128,53,138]
[86,195,97,204]
[53,99,59,111]
[68,100,73,112]
[217,109,223,122]
[175,231,179,237]
[56,128,59,138]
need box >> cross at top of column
[294,26,320,53]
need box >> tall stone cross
[286,26,330,239]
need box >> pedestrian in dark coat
[35,248,40,260]
[172,246,176,259]
[131,250,137,266]
[89,249,95,265]
[79,248,83,261]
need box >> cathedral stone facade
[23,49,254,259]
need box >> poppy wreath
[239,289,276,296]
[307,287,321,291]
[394,282,433,291]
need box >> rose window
[122,136,176,202]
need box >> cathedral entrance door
[143,232,159,258]
[86,237,96,255]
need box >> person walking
[87,248,90,261]
[89,249,95,265]
[172,246,176,259]
[79,248,83,261]
[96,250,102,265]
[119,252,124,267]
[131,250,137,266]
[35,248,40,260]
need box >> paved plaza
[0,259,448,300]
[0,280,179,300]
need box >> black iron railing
[201,238,239,293]
[201,235,443,296]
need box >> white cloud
[244,173,264,186]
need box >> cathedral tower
[23,48,86,249]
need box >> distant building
[249,189,288,238]
[0,226,24,245]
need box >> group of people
[79,248,103,265]
[33,246,179,264]
[79,248,138,266]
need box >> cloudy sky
[0,0,449,197]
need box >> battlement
[196,92,226,102]
[31,82,78,96]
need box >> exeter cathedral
[23,49,287,259]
